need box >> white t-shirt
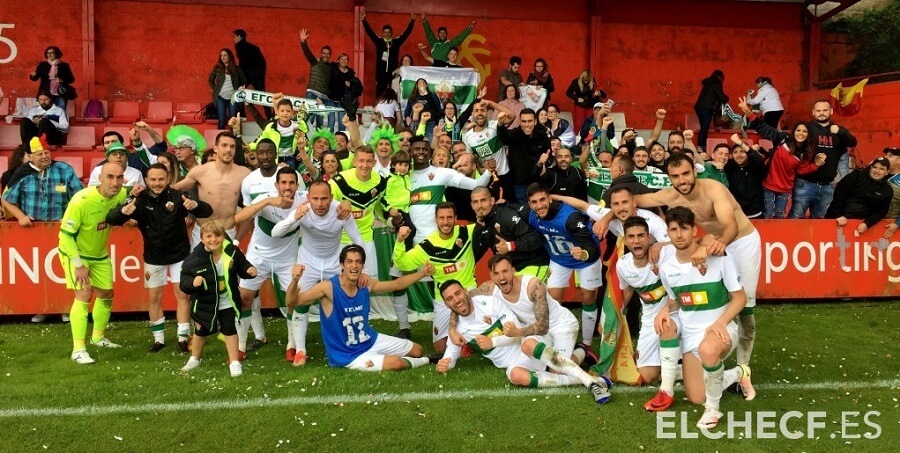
[272,197,364,269]
[374,100,400,119]
[492,274,571,332]
[442,295,522,369]
[215,256,232,310]
[586,205,669,244]
[88,165,145,190]
[245,192,303,261]
[616,244,675,328]
[462,120,509,176]
[658,253,742,330]
[408,166,492,243]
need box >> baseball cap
[883,147,900,157]
[105,141,128,158]
[593,101,605,109]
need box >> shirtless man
[596,153,760,380]
[174,131,251,246]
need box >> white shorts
[144,261,182,288]
[345,334,415,371]
[191,224,238,249]
[635,313,681,368]
[726,229,761,309]
[432,299,451,343]
[240,256,294,292]
[681,320,739,360]
[544,311,580,359]
[547,259,603,290]
[505,350,547,381]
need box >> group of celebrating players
[56,103,760,428]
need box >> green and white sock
[528,370,581,388]
[703,361,725,412]
[150,317,165,343]
[581,303,598,344]
[402,357,429,369]
[177,323,190,341]
[250,295,266,341]
[293,306,310,353]
[531,342,595,387]
[237,310,251,352]
[659,338,680,396]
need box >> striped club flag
[399,66,480,113]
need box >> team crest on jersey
[455,238,463,248]
[511,215,520,223]
[97,222,108,231]
[428,172,435,180]
[494,223,501,232]
[65,219,75,228]
[483,315,492,325]
[370,188,378,197]
[165,201,175,211]
[576,221,585,229]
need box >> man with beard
[534,144,587,200]
[272,180,363,366]
[470,186,549,280]
[174,132,251,247]
[20,91,67,145]
[462,95,515,202]
[107,163,213,353]
[597,153,760,387]
[790,99,858,219]
[499,109,551,203]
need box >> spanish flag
[830,78,868,117]
[590,237,643,386]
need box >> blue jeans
[694,107,714,150]
[305,90,337,131]
[215,96,239,129]
[789,178,834,219]
[763,188,790,219]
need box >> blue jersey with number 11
[320,275,379,367]
[528,203,595,269]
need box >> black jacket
[800,122,858,184]
[565,78,604,109]
[362,18,415,80]
[534,164,587,201]
[694,76,728,110]
[725,152,766,217]
[180,239,254,330]
[234,39,267,74]
[473,203,549,269]
[498,123,551,185]
[106,187,213,265]
[30,61,75,98]
[825,169,892,228]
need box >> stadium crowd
[2,12,899,430]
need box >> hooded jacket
[694,76,728,110]
[825,168,892,228]
[180,239,255,331]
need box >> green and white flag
[231,88,344,113]
[399,66,480,112]
[587,167,672,190]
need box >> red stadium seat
[81,100,108,123]
[0,97,9,117]
[66,100,77,121]
[203,129,226,150]
[90,157,106,172]
[0,125,19,150]
[174,103,205,124]
[109,101,140,124]
[103,126,132,147]
[146,101,173,124]
[139,128,165,147]
[706,138,728,152]
[62,126,97,151]
[55,156,84,179]
[758,139,774,151]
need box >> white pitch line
[1,379,897,419]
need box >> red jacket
[762,143,820,193]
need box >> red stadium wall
[0,0,805,124]
[785,80,900,166]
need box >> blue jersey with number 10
[320,275,379,367]
[528,203,595,269]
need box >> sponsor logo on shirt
[97,222,108,231]
[639,286,666,303]
[351,210,363,219]
[410,191,432,203]
[679,291,709,306]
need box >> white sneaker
[71,349,95,365]
[31,314,47,323]
[697,407,723,430]
[91,337,122,348]
[181,356,201,373]
[229,361,243,377]
[61,314,70,323]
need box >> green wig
[368,124,401,154]
[309,127,337,150]
[166,125,206,159]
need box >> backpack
[84,99,104,119]
[203,102,217,119]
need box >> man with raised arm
[286,245,433,372]
[271,180,362,366]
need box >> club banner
[231,88,344,112]
[399,66,480,112]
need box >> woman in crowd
[418,44,462,68]
[545,104,575,147]
[739,97,822,219]
[565,70,604,135]
[746,76,784,129]
[1,144,29,197]
[320,150,342,181]
[391,54,414,98]
[826,156,893,234]
[694,69,728,154]
[526,58,554,106]
[374,88,401,128]
[404,78,443,138]
[208,48,247,129]
[499,84,525,128]
[155,151,181,185]
[29,46,76,109]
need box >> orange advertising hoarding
[0,220,897,315]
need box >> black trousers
[763,110,784,129]
[21,118,64,146]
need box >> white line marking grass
[2,379,897,418]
